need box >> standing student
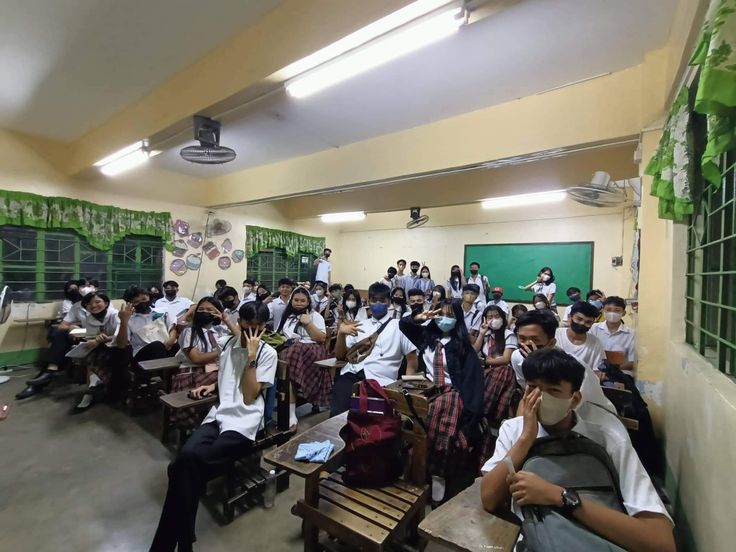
[388,287,409,319]
[403,260,421,290]
[377,266,398,289]
[399,301,485,504]
[310,280,329,316]
[524,266,557,308]
[414,265,435,298]
[446,265,465,299]
[395,259,409,290]
[487,286,509,314]
[150,302,277,552]
[240,279,257,304]
[429,284,447,311]
[277,287,328,426]
[154,281,193,326]
[466,262,489,305]
[561,286,582,326]
[590,296,637,376]
[555,301,605,373]
[460,284,483,337]
[330,283,418,416]
[313,248,332,285]
[268,278,294,330]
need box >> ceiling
[0,0,282,141]
[153,0,677,177]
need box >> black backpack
[520,433,627,552]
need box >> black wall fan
[180,116,237,164]
[406,207,429,229]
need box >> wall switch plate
[611,256,623,267]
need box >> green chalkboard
[464,242,594,305]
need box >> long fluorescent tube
[481,190,567,210]
[286,7,463,99]
[94,141,159,176]
[277,0,455,80]
[320,211,366,223]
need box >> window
[247,249,316,291]
[685,148,736,376]
[0,226,164,301]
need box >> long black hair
[538,266,555,283]
[277,287,313,333]
[448,265,463,292]
[419,300,472,358]
[190,296,223,350]
[342,288,362,319]
[481,304,508,356]
[391,288,407,317]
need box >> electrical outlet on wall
[611,256,623,267]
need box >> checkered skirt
[280,341,331,406]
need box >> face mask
[164,290,177,299]
[388,272,397,280]
[421,272,429,279]
[541,274,551,282]
[570,322,590,334]
[538,391,574,425]
[534,301,547,310]
[392,296,406,305]
[568,293,581,302]
[242,286,252,295]
[435,316,456,332]
[222,300,236,310]
[194,312,215,327]
[331,291,342,299]
[150,292,163,301]
[463,293,477,303]
[345,300,357,309]
[315,289,324,298]
[411,267,419,274]
[589,299,603,310]
[65,289,83,303]
[470,269,478,275]
[492,293,502,301]
[490,318,503,330]
[451,271,461,278]
[134,303,151,314]
[292,306,307,315]
[92,308,108,320]
[258,292,269,300]
[604,311,622,324]
[324,253,330,258]
[432,291,441,298]
[80,286,96,296]
[411,304,424,315]
[371,302,388,319]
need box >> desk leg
[303,475,320,552]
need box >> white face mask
[534,301,547,310]
[345,300,357,309]
[80,286,96,296]
[432,291,441,298]
[541,274,551,282]
[538,391,574,425]
[315,289,324,298]
[242,286,252,295]
[604,311,622,324]
[421,272,429,278]
[490,318,503,330]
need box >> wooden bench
[601,386,640,431]
[159,389,218,445]
[128,356,181,414]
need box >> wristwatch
[248,359,257,369]
[561,488,581,515]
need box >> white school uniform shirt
[315,258,331,283]
[480,329,518,359]
[590,322,637,368]
[388,304,410,320]
[344,306,369,322]
[446,280,464,299]
[281,311,326,344]
[239,292,257,305]
[466,274,489,305]
[202,339,278,441]
[268,297,289,330]
[532,282,557,305]
[341,315,417,386]
[73,306,119,339]
[153,296,193,325]
[481,411,672,524]
[487,298,509,314]
[127,312,162,356]
[462,303,483,333]
[178,326,219,367]
[63,302,86,325]
[562,304,573,322]
[554,327,605,372]
[61,299,75,317]
[400,273,418,291]
[422,336,452,385]
[311,294,329,314]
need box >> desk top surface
[264,412,347,477]
[138,357,182,371]
[418,479,520,552]
[313,357,345,368]
[159,389,217,409]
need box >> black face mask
[570,322,590,335]
[222,300,236,310]
[292,307,307,316]
[164,290,177,299]
[451,271,461,278]
[150,292,163,302]
[392,296,406,305]
[568,293,581,302]
[411,267,419,274]
[65,290,83,303]
[91,308,108,321]
[194,312,216,327]
[257,292,270,301]
[410,304,424,315]
[492,293,502,300]
[470,269,479,275]
[134,303,151,314]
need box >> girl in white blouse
[523,266,558,307]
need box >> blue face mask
[370,302,388,319]
[589,299,603,310]
[436,316,456,332]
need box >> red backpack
[339,379,403,487]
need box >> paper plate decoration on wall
[206,218,232,236]
[218,256,232,270]
[172,239,188,257]
[203,241,220,260]
[185,254,202,271]
[187,232,203,249]
[231,250,244,263]
[221,238,232,254]
[174,219,190,236]
[169,259,187,276]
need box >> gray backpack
[520,432,627,552]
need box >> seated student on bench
[330,283,418,416]
[116,286,180,363]
[460,283,483,338]
[399,300,484,504]
[480,349,674,552]
[590,296,637,377]
[150,302,277,552]
[215,286,241,330]
[555,301,605,375]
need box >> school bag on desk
[520,433,627,552]
[339,379,403,487]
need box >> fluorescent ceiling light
[95,141,158,176]
[286,7,463,99]
[320,211,366,223]
[277,0,455,80]
[481,190,567,210]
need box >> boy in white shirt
[376,266,398,289]
[268,278,294,330]
[487,286,509,314]
[215,286,241,331]
[153,280,193,325]
[590,296,637,376]
[239,279,257,304]
[313,248,332,285]
[480,348,674,552]
[330,283,418,416]
[466,262,489,306]
[460,283,483,337]
[554,301,605,373]
[561,287,582,326]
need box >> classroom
[0,1,732,551]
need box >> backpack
[520,433,627,552]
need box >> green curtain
[645,87,694,222]
[246,225,325,258]
[0,189,173,251]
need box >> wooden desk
[138,357,181,372]
[313,357,346,380]
[419,479,520,552]
[159,389,218,410]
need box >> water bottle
[263,469,276,509]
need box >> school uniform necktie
[486,333,496,358]
[433,340,446,387]
[207,330,218,351]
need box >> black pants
[47,329,75,367]
[150,423,253,552]
[329,369,365,417]
[134,341,180,363]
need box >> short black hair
[511,304,528,318]
[587,289,604,300]
[215,279,227,287]
[522,348,585,391]
[277,278,294,287]
[397,259,406,265]
[469,261,480,268]
[324,248,332,254]
[216,286,238,301]
[122,286,148,302]
[566,287,581,296]
[515,309,559,339]
[238,301,270,323]
[538,266,555,283]
[570,300,599,318]
[343,284,355,292]
[387,267,397,276]
[462,283,480,294]
[81,292,110,309]
[328,283,342,292]
[368,282,391,301]
[313,280,328,290]
[162,280,179,288]
[408,287,425,299]
[410,260,420,267]
[603,296,626,309]
[243,279,255,286]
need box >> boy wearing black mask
[215,286,240,331]
[154,280,193,326]
[116,286,180,363]
[561,287,582,326]
[554,301,605,375]
[407,287,427,316]
[403,260,421,290]
[466,262,489,305]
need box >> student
[148,284,163,306]
[403,260,421,290]
[310,280,329,316]
[555,301,605,373]
[60,279,83,318]
[255,284,271,303]
[590,296,637,376]
[326,283,344,327]
[267,278,294,330]
[524,266,557,307]
[460,284,483,337]
[508,304,528,331]
[215,286,241,329]
[240,279,257,304]
[277,287,328,426]
[388,287,409,319]
[154,280,193,326]
[446,264,465,299]
[377,266,398,289]
[150,302,278,552]
[340,288,368,323]
[215,279,227,291]
[429,284,447,311]
[407,287,428,315]
[473,305,518,367]
[561,286,582,326]
[414,265,435,298]
[480,349,674,552]
[313,248,332,285]
[532,293,560,321]
[466,262,489,305]
[399,300,484,504]
[487,286,509,314]
[331,283,418,416]
[587,289,606,322]
[395,259,410,290]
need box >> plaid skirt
[169,366,219,429]
[480,364,520,463]
[280,341,330,406]
[88,346,129,399]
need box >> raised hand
[519,340,539,358]
[118,302,135,323]
[414,308,443,322]
[298,313,312,325]
[245,327,265,360]
[520,386,542,439]
[338,319,362,337]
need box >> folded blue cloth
[295,440,335,463]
